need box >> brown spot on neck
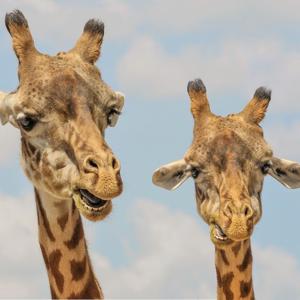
[216,266,222,289]
[67,269,103,299]
[238,246,252,272]
[64,216,84,249]
[219,249,229,266]
[221,272,234,300]
[240,279,253,298]
[48,249,64,294]
[232,242,242,257]
[70,256,87,281]
[57,213,69,231]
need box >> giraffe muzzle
[210,216,254,245]
[72,188,113,222]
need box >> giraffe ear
[70,19,104,64]
[0,92,18,126]
[268,157,300,189]
[239,87,271,124]
[0,92,10,124]
[5,10,39,64]
[152,159,192,190]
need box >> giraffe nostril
[86,158,99,170]
[243,204,253,219]
[111,156,120,171]
[112,157,117,169]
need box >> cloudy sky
[1,0,300,299]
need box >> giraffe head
[0,10,125,221]
[153,78,300,248]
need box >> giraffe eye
[18,116,38,131]
[191,167,200,179]
[261,161,272,175]
[107,108,121,127]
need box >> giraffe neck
[215,239,254,300]
[34,189,103,299]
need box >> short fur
[0,10,125,298]
[153,78,300,299]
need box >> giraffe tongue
[79,189,107,208]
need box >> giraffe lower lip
[79,189,108,208]
[214,224,228,241]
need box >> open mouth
[78,189,109,210]
[213,224,228,242]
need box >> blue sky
[1,0,300,298]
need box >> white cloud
[117,36,191,100]
[117,35,300,113]
[265,121,300,161]
[140,0,243,34]
[0,193,48,298]
[138,0,300,35]
[0,0,138,49]
[0,125,20,165]
[254,244,300,299]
